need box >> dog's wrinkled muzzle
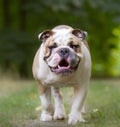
[47,48,80,75]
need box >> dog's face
[38,25,87,75]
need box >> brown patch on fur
[69,37,82,53]
[32,49,47,95]
[83,40,90,50]
[43,37,55,58]
[37,80,46,95]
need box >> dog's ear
[72,29,88,40]
[38,30,54,41]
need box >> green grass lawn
[0,79,120,127]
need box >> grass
[0,79,120,127]
[84,80,120,127]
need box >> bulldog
[32,25,91,125]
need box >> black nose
[59,48,69,58]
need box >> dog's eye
[48,45,57,50]
[48,43,57,50]
[70,44,79,51]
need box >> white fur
[52,87,66,120]
[40,88,54,121]
[33,25,91,125]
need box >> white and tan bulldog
[32,25,91,125]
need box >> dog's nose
[59,48,69,58]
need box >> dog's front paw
[54,111,66,120]
[53,107,66,120]
[40,111,53,121]
[68,112,85,125]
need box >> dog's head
[38,25,87,75]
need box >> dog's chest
[41,73,80,87]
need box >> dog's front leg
[40,86,54,121]
[68,84,88,125]
[52,86,66,120]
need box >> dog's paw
[53,107,66,120]
[40,112,53,121]
[68,112,85,125]
[53,110,66,120]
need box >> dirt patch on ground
[26,119,69,127]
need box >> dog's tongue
[58,65,70,70]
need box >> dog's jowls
[32,25,91,125]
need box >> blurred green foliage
[0,0,120,78]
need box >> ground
[0,79,120,127]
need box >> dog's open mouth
[49,59,78,74]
